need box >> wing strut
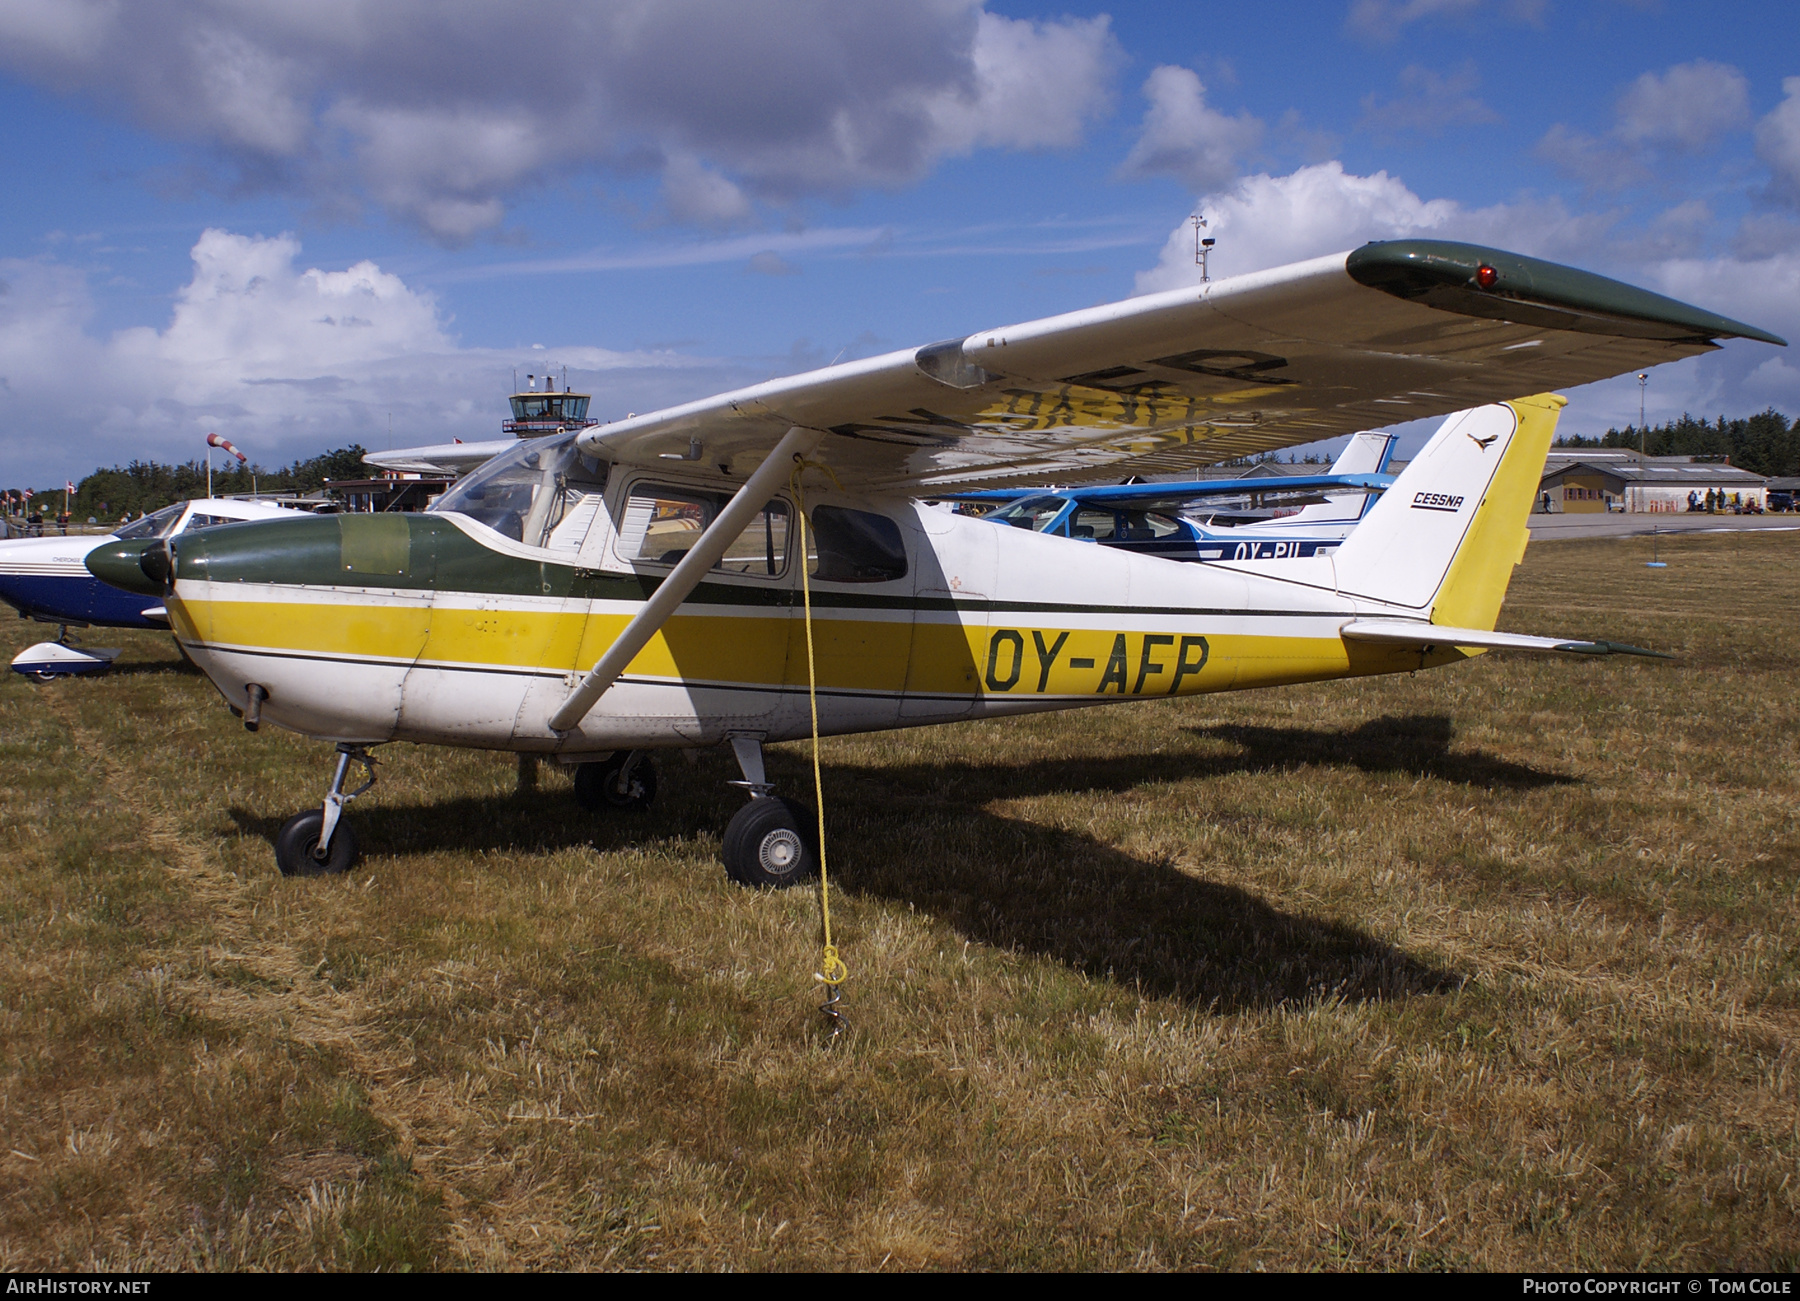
[548,424,824,734]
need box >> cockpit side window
[616,483,790,576]
[807,506,907,584]
[988,495,1068,533]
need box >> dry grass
[0,529,1795,1270]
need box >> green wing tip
[1348,240,1786,347]
[1555,639,1675,659]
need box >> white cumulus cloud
[1132,161,1799,444]
[1116,66,1263,193]
[1135,161,1463,293]
[1538,60,1751,191]
[1755,76,1800,208]
[0,1,1120,242]
[0,231,744,484]
[1614,60,1750,151]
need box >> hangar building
[1536,449,1768,513]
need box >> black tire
[573,751,657,812]
[722,796,818,888]
[274,809,360,877]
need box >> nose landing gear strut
[274,743,377,877]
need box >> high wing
[574,239,1784,492]
[364,439,516,476]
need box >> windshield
[431,433,608,548]
[114,503,186,540]
[987,495,1068,533]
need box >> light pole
[1637,373,1648,454]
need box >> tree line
[6,446,369,521]
[1555,408,1798,477]
[8,407,1800,521]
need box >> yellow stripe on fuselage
[174,588,1445,701]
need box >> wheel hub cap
[759,829,802,874]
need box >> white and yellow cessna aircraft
[88,240,1782,883]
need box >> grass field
[0,530,1795,1271]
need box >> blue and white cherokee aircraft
[2,497,303,677]
[942,430,1398,562]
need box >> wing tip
[1348,239,1786,347]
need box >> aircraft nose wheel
[274,743,375,877]
[573,751,657,811]
[722,796,818,888]
[275,810,360,876]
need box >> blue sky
[1,0,1796,486]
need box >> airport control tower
[504,373,601,439]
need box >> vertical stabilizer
[1328,430,1399,477]
[1280,431,1400,525]
[1330,394,1564,629]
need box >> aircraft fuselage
[160,498,1453,752]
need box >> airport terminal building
[1537,449,1769,513]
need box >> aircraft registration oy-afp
[86,240,1784,884]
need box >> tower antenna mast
[1191,215,1216,283]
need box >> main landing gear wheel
[574,751,657,812]
[275,809,360,876]
[722,797,818,889]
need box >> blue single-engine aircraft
[2,497,305,677]
[0,497,304,633]
[942,431,1398,561]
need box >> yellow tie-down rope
[790,456,849,1036]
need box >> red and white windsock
[206,432,247,464]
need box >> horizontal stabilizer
[1341,619,1671,658]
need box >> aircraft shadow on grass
[833,806,1465,1011]
[225,716,1520,1009]
[1188,714,1577,793]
